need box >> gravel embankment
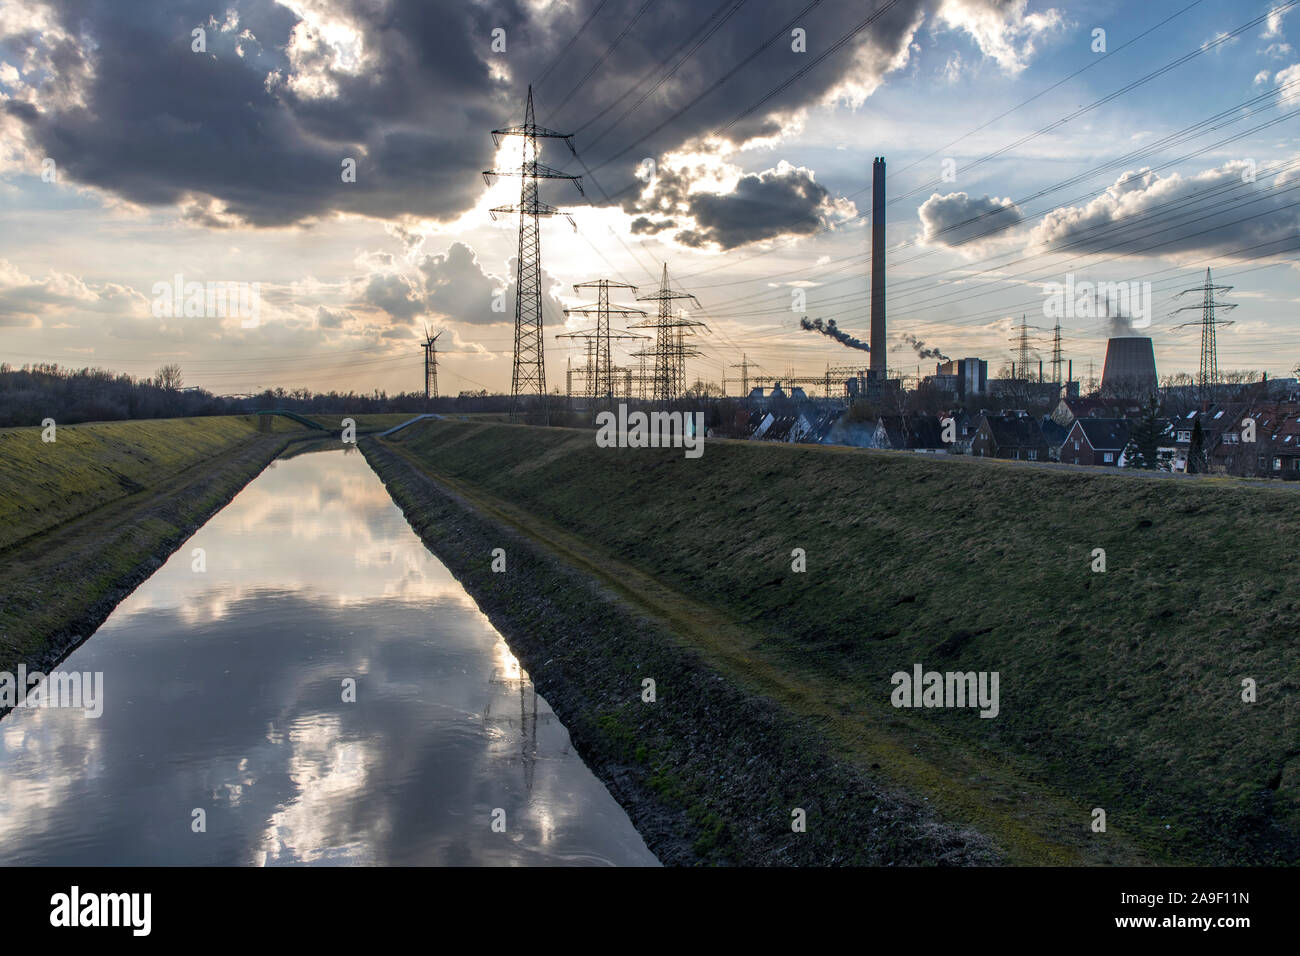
[362,437,1002,866]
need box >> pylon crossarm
[1170,318,1237,330]
[490,201,564,219]
[1173,284,1235,298]
[492,126,577,151]
[488,161,581,183]
[558,329,647,339]
[563,305,648,317]
[636,292,699,304]
[1170,303,1238,316]
[574,280,638,292]
[484,168,583,194]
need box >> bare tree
[1221,369,1261,385]
[154,363,184,391]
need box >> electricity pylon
[1050,321,1063,385]
[1171,267,1237,403]
[728,353,757,397]
[560,279,647,407]
[483,85,583,420]
[1008,314,1047,380]
[632,264,705,404]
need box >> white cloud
[1202,31,1239,53]
[1276,63,1300,106]
[1262,5,1289,40]
[919,190,1024,252]
[1028,161,1300,261]
[935,0,1065,74]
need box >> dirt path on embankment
[0,430,311,689]
[361,435,1005,866]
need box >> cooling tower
[870,157,886,377]
[1100,337,1157,395]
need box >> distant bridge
[377,413,442,437]
[254,409,328,430]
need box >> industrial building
[1099,337,1158,396]
[926,358,988,398]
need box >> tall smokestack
[870,157,886,378]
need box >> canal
[0,446,658,866]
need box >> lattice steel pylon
[629,347,652,400]
[1016,315,1032,379]
[632,264,706,404]
[1171,267,1238,403]
[559,279,647,407]
[483,86,583,420]
[1050,321,1063,385]
[727,353,757,397]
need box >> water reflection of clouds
[255,713,382,866]
[0,707,105,858]
[0,450,658,866]
[110,451,480,626]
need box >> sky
[1,0,1298,397]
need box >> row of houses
[743,397,1300,478]
[1165,401,1300,476]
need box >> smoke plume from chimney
[800,316,870,351]
[902,333,949,362]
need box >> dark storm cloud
[673,163,848,249]
[631,216,677,234]
[3,0,1050,232]
[3,0,515,225]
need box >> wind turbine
[422,324,443,403]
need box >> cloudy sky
[2,0,1298,396]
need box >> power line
[579,0,750,148]
[547,0,659,123]
[533,0,615,90]
[585,0,827,174]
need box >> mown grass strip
[377,419,1299,865]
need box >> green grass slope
[0,416,308,673]
[0,415,293,550]
[386,420,1300,864]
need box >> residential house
[875,414,948,452]
[1061,418,1130,466]
[939,409,977,454]
[971,412,1049,461]
[1039,417,1070,461]
[1167,403,1247,473]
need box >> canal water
[0,447,657,866]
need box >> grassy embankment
[303,412,416,433]
[363,434,1000,865]
[378,420,1299,866]
[0,415,316,675]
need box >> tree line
[0,363,509,427]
